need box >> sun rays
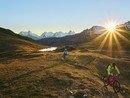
[93,20,129,57]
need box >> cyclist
[107,62,120,76]
[106,62,120,84]
[63,48,68,61]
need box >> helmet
[112,62,116,66]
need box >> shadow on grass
[0,63,58,89]
[66,59,89,71]
[0,52,43,64]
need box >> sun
[105,23,117,32]
[95,19,128,57]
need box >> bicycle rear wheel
[113,80,120,93]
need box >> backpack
[64,50,68,55]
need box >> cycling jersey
[107,64,120,76]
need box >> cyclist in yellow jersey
[107,63,120,76]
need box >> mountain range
[7,20,130,48]
[38,22,130,46]
[37,26,106,46]
[19,30,76,40]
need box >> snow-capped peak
[40,32,54,38]
[19,30,76,40]
[91,26,106,34]
[40,31,76,38]
[19,31,39,40]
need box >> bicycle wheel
[101,86,108,96]
[113,80,120,93]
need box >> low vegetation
[0,49,130,98]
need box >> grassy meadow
[0,49,129,98]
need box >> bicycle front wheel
[113,80,120,93]
[103,76,109,86]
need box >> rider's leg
[106,75,111,85]
[64,54,66,61]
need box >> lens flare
[105,23,116,32]
[92,19,129,57]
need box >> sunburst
[92,19,129,57]
[104,20,118,33]
[105,23,117,32]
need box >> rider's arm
[107,65,111,76]
[115,66,120,75]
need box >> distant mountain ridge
[38,20,130,46]
[19,31,39,40]
[19,30,76,40]
[125,21,130,30]
[37,26,105,46]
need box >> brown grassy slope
[0,50,129,98]
[0,27,47,54]
[78,31,130,58]
[0,28,45,58]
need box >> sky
[0,0,130,35]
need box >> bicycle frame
[102,75,120,93]
[107,76,117,86]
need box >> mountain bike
[102,75,120,93]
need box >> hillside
[38,33,89,46]
[0,27,47,60]
[0,27,130,98]
[78,28,130,58]
[0,49,130,98]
